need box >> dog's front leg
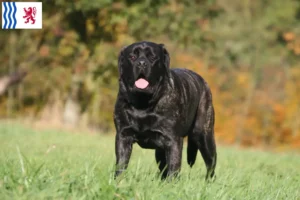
[115,134,133,178]
[165,137,183,178]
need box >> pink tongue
[135,78,149,89]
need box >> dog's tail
[187,136,198,167]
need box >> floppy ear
[118,46,127,76]
[159,44,170,69]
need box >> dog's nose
[139,60,147,66]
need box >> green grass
[0,122,299,200]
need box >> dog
[114,41,217,180]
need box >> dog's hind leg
[155,149,168,179]
[189,128,217,180]
[187,136,198,167]
[198,131,217,180]
[192,89,217,180]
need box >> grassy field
[0,122,299,200]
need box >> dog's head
[118,41,170,94]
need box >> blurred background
[0,0,299,150]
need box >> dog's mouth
[135,75,149,89]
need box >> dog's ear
[159,44,170,69]
[118,46,127,76]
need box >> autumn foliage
[0,0,299,150]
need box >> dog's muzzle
[134,60,150,89]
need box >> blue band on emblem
[12,2,17,29]
[3,2,8,29]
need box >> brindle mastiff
[114,41,217,180]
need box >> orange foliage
[283,32,300,55]
[172,51,300,150]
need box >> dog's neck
[120,76,172,110]
[129,92,154,110]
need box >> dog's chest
[126,109,162,132]
[125,108,168,149]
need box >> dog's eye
[130,55,137,61]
